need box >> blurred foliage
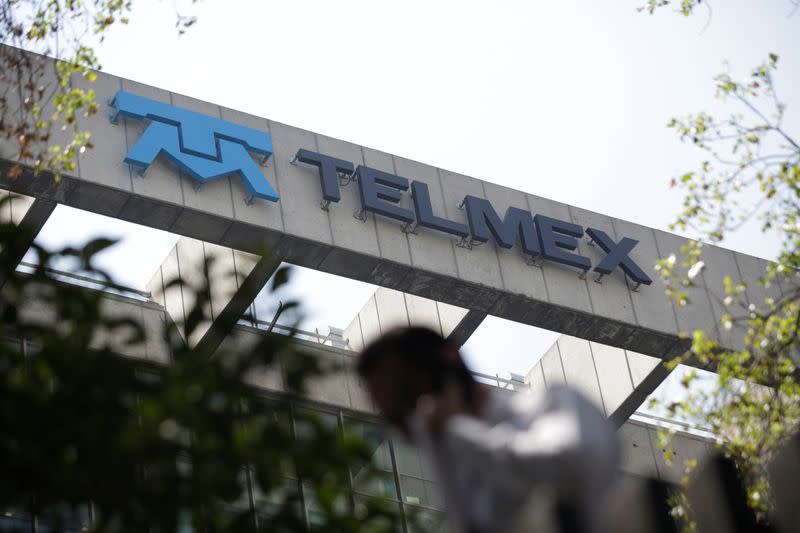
[642,4,800,531]
[0,1,199,180]
[638,0,702,16]
[0,196,405,532]
[0,2,407,531]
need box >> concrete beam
[0,191,56,287]
[0,48,786,368]
[12,277,171,363]
[343,287,486,352]
[525,334,674,428]
[194,253,280,355]
[445,309,487,347]
[146,237,279,351]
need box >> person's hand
[414,379,467,441]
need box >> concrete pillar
[525,334,673,427]
[0,191,56,287]
[343,286,486,352]
[146,236,279,352]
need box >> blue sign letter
[534,215,591,271]
[294,149,354,203]
[411,181,468,238]
[585,228,652,285]
[110,91,278,202]
[463,196,540,255]
[355,166,414,224]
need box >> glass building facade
[0,334,447,533]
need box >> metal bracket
[455,236,472,250]
[320,199,332,212]
[353,207,368,222]
[458,198,466,210]
[289,155,298,166]
[128,163,147,178]
[259,154,270,166]
[525,254,543,268]
[338,170,356,187]
[578,270,588,280]
[401,221,418,234]
[586,237,596,247]
[245,195,256,206]
[625,274,643,292]
[193,181,203,192]
[593,272,604,284]
[108,99,120,125]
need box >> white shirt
[409,385,619,533]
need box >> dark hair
[357,326,475,400]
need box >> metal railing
[472,370,526,391]
[15,261,152,301]
[239,317,350,349]
[19,261,709,436]
[629,410,715,439]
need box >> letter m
[462,195,540,255]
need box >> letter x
[585,228,652,285]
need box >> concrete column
[525,334,673,427]
[343,287,486,352]
[0,191,56,287]
[146,236,279,352]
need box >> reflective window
[303,481,350,527]
[394,441,441,508]
[0,366,450,533]
[0,508,33,533]
[405,506,448,533]
[345,418,398,500]
[294,407,339,440]
[37,503,91,533]
[354,495,404,533]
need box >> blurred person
[356,326,619,533]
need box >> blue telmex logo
[109,92,652,288]
[110,91,279,202]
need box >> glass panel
[252,401,296,479]
[22,341,40,357]
[400,475,427,506]
[36,503,91,533]
[303,482,349,527]
[228,468,252,512]
[394,440,423,478]
[405,506,447,533]
[424,480,444,510]
[1,338,21,352]
[294,407,339,441]
[420,454,439,483]
[354,496,404,533]
[0,508,33,533]
[345,418,398,499]
[176,511,194,533]
[252,477,301,522]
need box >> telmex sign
[110,91,652,288]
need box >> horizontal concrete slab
[0,47,788,367]
[11,277,172,363]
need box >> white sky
[29,1,800,408]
